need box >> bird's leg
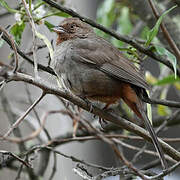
[79,95,93,113]
[98,103,110,129]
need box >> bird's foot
[79,95,93,113]
[99,117,108,130]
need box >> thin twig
[0,26,18,72]
[48,151,57,180]
[131,143,148,164]
[25,83,51,140]
[143,97,180,108]
[0,32,55,74]
[15,163,24,180]
[29,145,112,171]
[0,150,31,168]
[0,90,26,152]
[3,91,45,138]
[113,139,175,163]
[1,71,180,162]
[22,0,39,78]
[73,166,92,180]
[81,119,148,180]
[150,161,180,180]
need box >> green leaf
[153,74,180,86]
[141,26,150,40]
[0,0,19,13]
[146,90,152,123]
[157,88,171,116]
[44,21,55,32]
[54,12,70,18]
[10,22,26,45]
[155,45,177,78]
[35,30,54,62]
[157,104,171,116]
[145,5,177,46]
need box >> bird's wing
[70,36,149,90]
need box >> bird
[52,17,167,170]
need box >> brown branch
[143,97,180,108]
[49,135,180,145]
[80,119,148,179]
[1,71,180,161]
[113,139,175,163]
[150,161,180,180]
[0,26,18,72]
[0,150,31,168]
[0,31,55,75]
[147,0,180,63]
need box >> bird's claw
[79,95,93,113]
[99,117,108,130]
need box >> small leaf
[10,22,26,45]
[145,71,157,84]
[145,5,177,46]
[157,104,171,116]
[0,0,19,13]
[44,21,55,32]
[157,88,171,116]
[174,82,180,90]
[153,74,180,86]
[146,91,152,124]
[155,45,177,78]
[35,31,53,62]
[54,12,70,18]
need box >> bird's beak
[52,26,66,33]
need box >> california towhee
[52,18,167,169]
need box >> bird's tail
[123,95,168,170]
[137,103,168,170]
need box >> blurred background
[0,0,180,179]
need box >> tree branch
[0,26,18,72]
[0,32,55,75]
[1,70,180,161]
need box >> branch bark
[1,70,180,161]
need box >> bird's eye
[70,24,76,29]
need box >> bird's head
[52,18,94,45]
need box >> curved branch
[0,32,55,75]
[0,26,18,72]
[0,31,179,108]
[1,70,180,161]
